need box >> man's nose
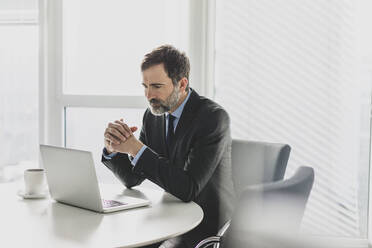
[145,88,154,100]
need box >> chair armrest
[217,220,231,236]
[195,236,221,248]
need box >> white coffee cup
[24,168,46,195]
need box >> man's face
[142,63,180,115]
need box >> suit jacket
[102,90,235,248]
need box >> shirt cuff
[131,145,147,166]
[102,147,118,160]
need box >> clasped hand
[104,119,144,157]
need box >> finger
[104,135,119,143]
[107,122,115,128]
[115,122,131,138]
[105,132,123,144]
[130,126,138,132]
[105,137,120,145]
[107,120,124,134]
[109,122,126,136]
[105,135,121,145]
[122,123,133,136]
[107,128,126,142]
[115,120,132,138]
[108,128,126,141]
[113,120,126,128]
[105,139,115,150]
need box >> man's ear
[179,77,188,92]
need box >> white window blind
[215,0,372,238]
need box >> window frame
[0,10,38,24]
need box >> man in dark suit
[102,45,235,248]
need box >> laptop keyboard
[102,199,127,208]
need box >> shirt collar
[167,89,192,119]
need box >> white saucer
[17,190,48,199]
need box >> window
[41,0,191,185]
[0,1,38,180]
[214,0,372,239]
[62,0,189,96]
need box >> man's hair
[141,45,190,91]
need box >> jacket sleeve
[101,111,148,188]
[132,109,231,202]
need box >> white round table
[0,182,203,248]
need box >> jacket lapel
[169,90,202,159]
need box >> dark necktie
[167,114,176,152]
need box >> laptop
[40,144,150,213]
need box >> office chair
[232,139,291,196]
[206,140,291,247]
[194,166,315,248]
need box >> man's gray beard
[149,86,180,116]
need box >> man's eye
[153,85,161,89]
